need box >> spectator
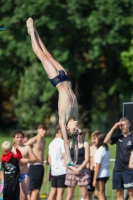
[87,131,98,200]
[1,141,22,200]
[13,129,36,200]
[48,126,67,200]
[93,132,110,200]
[65,130,89,200]
[104,117,133,200]
[24,123,49,200]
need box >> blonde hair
[1,141,12,152]
[91,130,99,138]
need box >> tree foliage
[121,38,133,82]
[14,63,56,129]
[0,0,133,130]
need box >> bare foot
[26,17,34,35]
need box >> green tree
[121,38,133,82]
[0,0,133,130]
[14,63,55,129]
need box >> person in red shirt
[1,141,22,200]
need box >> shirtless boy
[87,131,97,200]
[13,129,37,200]
[24,123,49,200]
[26,17,81,166]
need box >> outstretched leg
[26,18,58,79]
[34,26,67,74]
[26,17,67,78]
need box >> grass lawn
[0,135,117,200]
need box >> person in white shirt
[48,126,67,200]
[93,132,110,200]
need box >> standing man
[24,123,49,200]
[104,117,133,200]
[48,126,67,200]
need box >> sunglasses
[78,132,83,136]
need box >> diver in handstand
[26,17,81,166]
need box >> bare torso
[17,145,30,174]
[26,17,77,164]
[57,81,78,123]
[31,136,45,164]
[89,145,97,170]
[56,81,79,163]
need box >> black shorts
[88,170,95,192]
[52,174,67,188]
[3,180,20,200]
[28,165,44,190]
[97,177,109,183]
[113,170,133,190]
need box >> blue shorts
[113,170,133,190]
